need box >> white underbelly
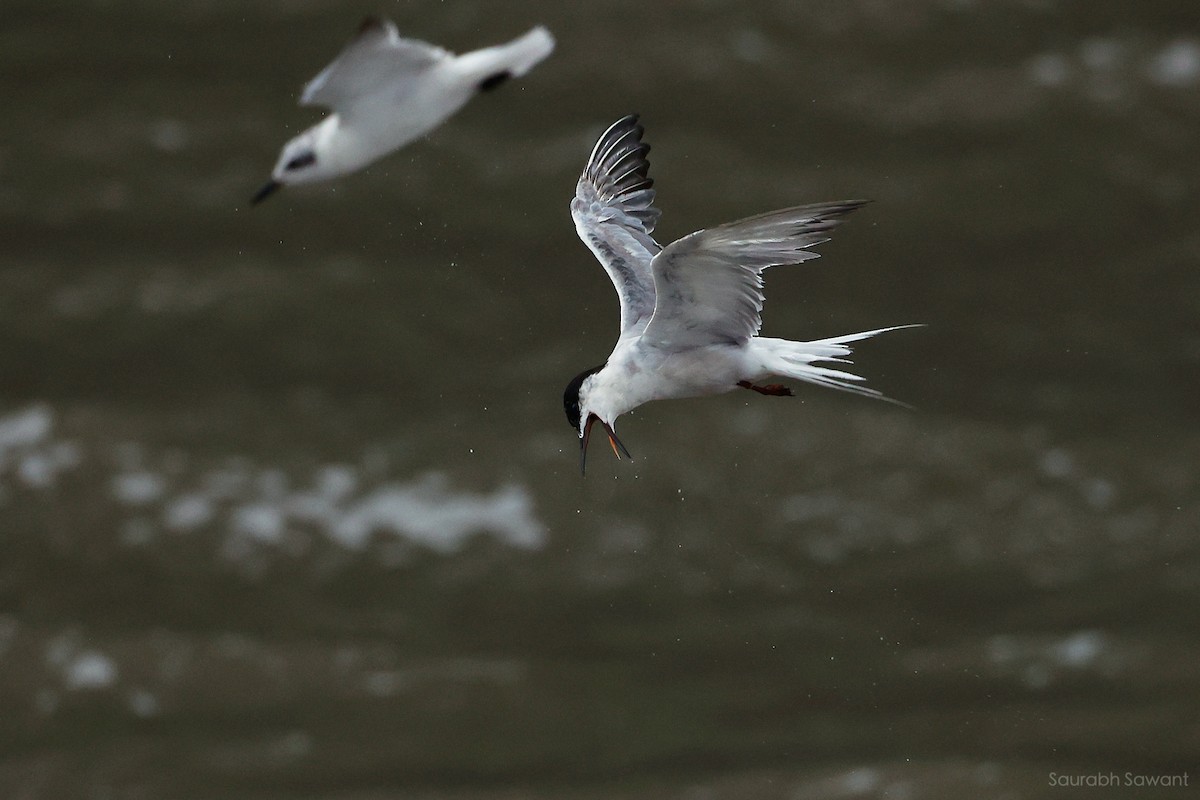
[622,344,747,404]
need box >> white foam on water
[17,453,55,489]
[1052,630,1106,668]
[128,688,160,718]
[44,630,80,668]
[1039,448,1075,479]
[231,502,286,544]
[316,464,358,501]
[284,491,338,526]
[0,406,71,491]
[64,650,119,690]
[840,767,881,793]
[328,473,545,553]
[112,471,168,506]
[1147,38,1200,86]
[163,492,216,532]
[0,405,52,453]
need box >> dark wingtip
[349,16,393,47]
[610,113,642,141]
[250,180,281,205]
[478,71,513,92]
[357,16,387,36]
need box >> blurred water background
[2,0,1199,798]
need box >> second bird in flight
[253,18,554,204]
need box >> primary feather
[641,201,868,351]
[570,115,662,337]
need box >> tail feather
[459,26,555,80]
[503,26,555,76]
[800,325,917,359]
[753,325,920,403]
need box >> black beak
[251,180,281,205]
[579,413,632,476]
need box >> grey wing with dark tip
[300,17,450,112]
[640,200,869,351]
[570,115,663,338]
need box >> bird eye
[285,152,316,171]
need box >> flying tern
[252,18,555,203]
[563,115,914,474]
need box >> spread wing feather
[570,115,663,337]
[300,17,450,111]
[640,201,868,350]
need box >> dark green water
[2,1,1198,798]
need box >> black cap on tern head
[562,364,604,432]
[563,363,631,475]
[252,148,319,205]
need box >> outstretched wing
[300,17,451,112]
[640,200,868,351]
[571,115,663,338]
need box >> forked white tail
[753,325,920,401]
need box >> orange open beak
[580,413,632,476]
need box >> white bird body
[581,340,743,424]
[583,332,901,426]
[563,115,914,472]
[253,20,554,202]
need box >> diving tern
[252,18,554,203]
[563,115,914,474]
